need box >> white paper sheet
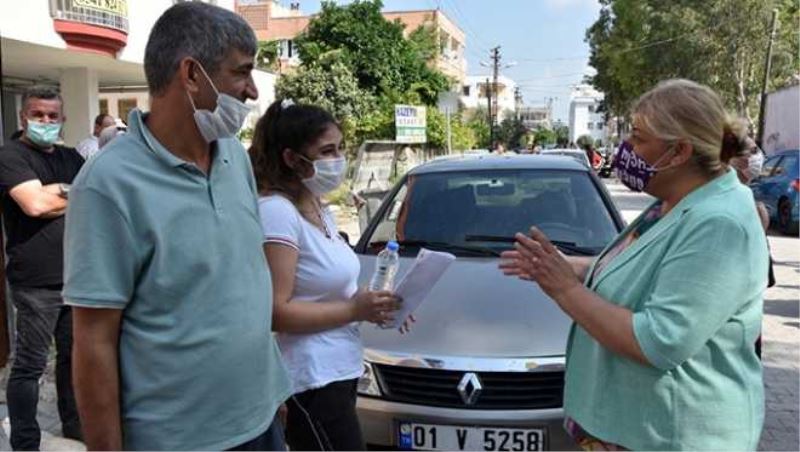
[384,248,456,330]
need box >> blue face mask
[26,120,62,147]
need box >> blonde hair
[632,79,748,175]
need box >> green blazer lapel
[589,207,683,290]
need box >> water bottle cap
[387,241,399,251]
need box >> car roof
[540,148,584,154]
[408,154,589,175]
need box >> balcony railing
[50,0,129,33]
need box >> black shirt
[0,139,84,287]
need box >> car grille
[374,364,564,410]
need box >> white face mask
[747,151,764,180]
[300,156,347,195]
[187,63,252,143]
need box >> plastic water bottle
[369,241,400,291]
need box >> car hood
[357,255,573,358]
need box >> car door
[750,154,784,217]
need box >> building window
[99,99,108,116]
[462,85,471,96]
[587,122,594,130]
[588,105,595,113]
[597,122,604,130]
[279,40,295,59]
[118,98,137,123]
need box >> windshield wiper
[372,240,500,257]
[464,234,597,256]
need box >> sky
[283,0,602,122]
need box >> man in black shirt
[0,86,83,450]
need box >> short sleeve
[0,147,38,192]
[63,186,140,309]
[258,196,302,250]
[632,214,755,370]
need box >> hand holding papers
[384,248,456,330]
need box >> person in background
[76,113,115,160]
[731,136,769,228]
[0,85,83,451]
[250,100,401,451]
[96,121,127,151]
[501,79,768,450]
[63,3,290,450]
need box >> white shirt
[258,195,363,394]
[76,135,99,160]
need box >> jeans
[228,417,286,451]
[286,379,364,451]
[5,286,81,451]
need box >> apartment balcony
[50,0,129,56]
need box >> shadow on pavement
[764,298,800,319]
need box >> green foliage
[497,116,528,149]
[255,40,280,71]
[554,124,570,147]
[465,107,491,149]
[295,0,450,106]
[586,0,800,127]
[533,126,557,146]
[276,56,375,152]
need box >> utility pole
[757,9,779,147]
[514,86,523,120]
[490,46,501,148]
[445,107,452,154]
[486,77,493,149]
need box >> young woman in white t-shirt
[250,100,401,451]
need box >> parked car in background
[537,149,591,169]
[750,149,800,235]
[354,154,625,451]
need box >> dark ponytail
[249,100,339,200]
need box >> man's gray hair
[144,2,257,95]
[21,85,63,109]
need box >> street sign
[395,105,427,144]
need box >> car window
[364,169,620,256]
[761,155,783,178]
[774,154,798,177]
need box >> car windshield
[364,169,620,257]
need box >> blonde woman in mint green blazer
[501,80,769,451]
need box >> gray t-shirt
[63,109,291,450]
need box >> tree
[586,0,799,127]
[497,116,528,149]
[465,107,491,149]
[255,40,280,72]
[533,126,556,146]
[554,124,570,147]
[276,55,376,150]
[294,0,450,105]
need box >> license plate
[398,422,546,451]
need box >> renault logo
[457,372,482,405]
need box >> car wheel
[778,198,798,235]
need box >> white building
[461,75,517,120]
[0,0,276,147]
[519,105,552,130]
[568,84,606,145]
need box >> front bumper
[357,396,577,450]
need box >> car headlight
[357,362,382,396]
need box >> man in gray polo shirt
[63,3,290,450]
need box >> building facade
[1,0,276,147]
[237,1,467,84]
[568,84,606,145]
[460,75,517,120]
[519,105,552,130]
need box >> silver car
[354,154,624,451]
